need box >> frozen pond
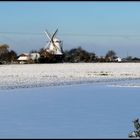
[0,63,140,138]
[0,82,139,138]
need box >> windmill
[44,28,63,55]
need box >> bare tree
[105,50,117,62]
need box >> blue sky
[0,1,140,57]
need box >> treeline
[63,47,140,63]
[63,47,97,62]
[1,44,140,64]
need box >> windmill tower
[44,28,63,55]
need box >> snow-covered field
[0,63,140,89]
[0,63,140,138]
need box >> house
[115,57,122,62]
[17,52,41,64]
[29,53,40,61]
[17,53,30,64]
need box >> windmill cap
[53,38,61,42]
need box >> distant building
[29,53,40,61]
[17,53,30,64]
[115,57,122,62]
[17,52,40,64]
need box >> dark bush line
[1,44,140,64]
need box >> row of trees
[38,48,63,63]
[0,44,140,64]
[63,47,97,62]
[37,46,118,63]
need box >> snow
[0,63,140,138]
[0,83,139,138]
[0,63,140,89]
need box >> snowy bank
[0,63,140,89]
